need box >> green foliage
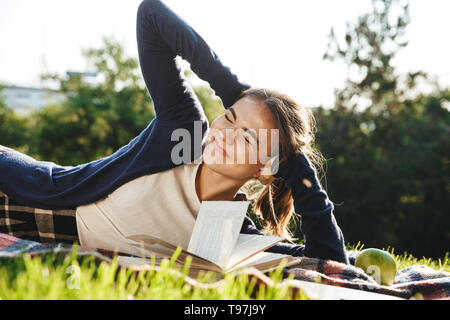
[32,37,155,165]
[323,0,426,113]
[0,85,29,152]
[312,90,450,259]
[0,85,5,109]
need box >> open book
[118,201,300,277]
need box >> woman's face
[202,96,279,181]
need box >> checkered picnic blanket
[282,252,450,300]
[0,147,79,244]
[0,190,79,244]
[0,232,448,300]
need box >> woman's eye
[238,131,251,145]
[224,113,250,145]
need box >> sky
[0,0,449,108]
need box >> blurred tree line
[315,0,449,259]
[0,0,448,258]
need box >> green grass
[0,243,448,300]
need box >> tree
[310,0,450,258]
[0,85,8,125]
[36,37,155,165]
[0,85,29,151]
[323,0,427,113]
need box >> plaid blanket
[1,232,448,300]
[281,252,450,300]
[0,189,79,244]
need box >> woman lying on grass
[0,0,348,264]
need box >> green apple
[355,248,397,286]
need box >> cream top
[75,161,202,256]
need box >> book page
[187,201,250,269]
[225,234,284,271]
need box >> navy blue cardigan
[0,0,348,264]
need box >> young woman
[0,0,348,264]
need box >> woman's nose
[224,128,236,145]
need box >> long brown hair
[237,88,326,241]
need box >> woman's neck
[195,163,246,202]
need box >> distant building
[2,85,67,115]
[2,72,98,114]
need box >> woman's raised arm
[274,153,349,264]
[136,0,250,123]
[241,153,349,264]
